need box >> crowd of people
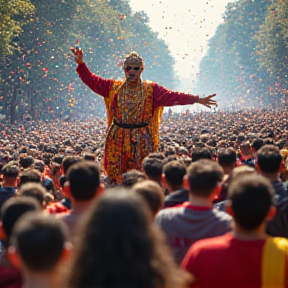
[0,104,287,288]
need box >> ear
[183,175,189,190]
[60,242,73,263]
[0,222,7,240]
[7,246,22,268]
[225,200,234,216]
[95,183,105,198]
[267,206,276,220]
[161,174,167,188]
[63,181,70,198]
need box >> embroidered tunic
[76,63,199,181]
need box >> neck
[260,172,280,181]
[168,185,183,193]
[232,222,267,241]
[3,178,17,187]
[22,270,59,288]
[188,194,213,207]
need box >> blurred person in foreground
[71,47,217,183]
[8,213,71,288]
[65,189,189,288]
[182,174,288,288]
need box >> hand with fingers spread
[197,94,217,108]
[70,47,84,64]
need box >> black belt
[113,120,149,129]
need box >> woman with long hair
[65,188,189,288]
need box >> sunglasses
[125,66,141,71]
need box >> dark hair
[217,148,237,167]
[19,155,34,169]
[19,183,46,207]
[121,170,145,188]
[252,138,264,152]
[142,157,164,181]
[62,156,82,175]
[83,153,96,161]
[187,159,223,197]
[133,180,164,215]
[2,164,19,178]
[19,169,41,186]
[163,160,186,187]
[10,213,69,272]
[1,197,41,241]
[33,160,45,173]
[191,147,212,162]
[147,152,166,160]
[257,145,282,174]
[67,161,100,201]
[228,174,274,230]
[66,189,188,288]
[52,154,65,165]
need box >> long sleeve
[152,82,199,109]
[76,63,114,98]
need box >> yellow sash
[262,237,288,288]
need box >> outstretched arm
[71,48,113,98]
[152,83,217,109]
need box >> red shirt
[181,233,265,288]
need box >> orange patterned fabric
[104,80,163,182]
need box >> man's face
[124,62,143,83]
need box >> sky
[129,0,233,83]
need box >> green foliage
[194,0,288,108]
[0,0,176,120]
[0,0,34,61]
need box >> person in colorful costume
[71,48,217,182]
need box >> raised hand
[197,94,217,108]
[70,47,84,64]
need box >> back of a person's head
[187,159,223,197]
[252,138,264,152]
[163,160,186,187]
[191,147,212,162]
[217,148,237,167]
[257,145,282,174]
[2,164,19,179]
[142,157,164,180]
[133,180,164,215]
[19,169,41,186]
[228,173,274,230]
[147,152,165,160]
[10,213,69,272]
[240,141,252,155]
[121,170,145,187]
[62,156,82,175]
[83,153,97,161]
[67,160,100,201]
[19,155,35,169]
[67,188,187,288]
[19,183,46,208]
[1,197,41,241]
[33,160,45,173]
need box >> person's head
[133,180,164,216]
[217,148,237,172]
[256,145,283,175]
[226,173,275,231]
[19,183,46,208]
[66,161,103,201]
[83,152,96,161]
[191,147,212,162]
[66,188,188,288]
[0,197,41,245]
[142,157,164,183]
[19,169,41,187]
[2,164,19,185]
[121,170,146,187]
[240,141,252,156]
[8,213,71,273]
[62,156,82,176]
[163,160,186,190]
[251,138,264,153]
[123,51,144,83]
[185,159,223,198]
[33,160,45,174]
[19,155,34,169]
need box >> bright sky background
[129,0,233,83]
